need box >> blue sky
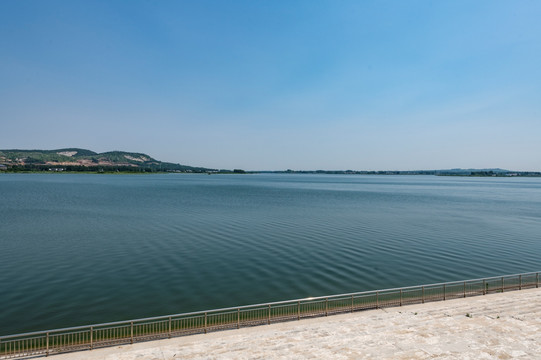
[1,1,540,170]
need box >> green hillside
[0,148,216,173]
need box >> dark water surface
[1,173,540,335]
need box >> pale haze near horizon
[1,1,540,171]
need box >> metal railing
[1,271,539,359]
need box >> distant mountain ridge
[0,148,216,173]
[1,149,538,176]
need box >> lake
[1,173,540,335]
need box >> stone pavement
[50,288,541,359]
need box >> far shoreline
[2,170,541,177]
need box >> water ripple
[1,174,541,335]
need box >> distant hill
[265,168,541,177]
[0,148,217,173]
[434,168,510,175]
[265,168,510,175]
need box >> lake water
[1,173,540,335]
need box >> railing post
[422,286,424,304]
[376,292,379,309]
[90,326,93,350]
[483,279,486,295]
[463,281,466,298]
[519,275,522,290]
[537,273,539,288]
[237,308,240,329]
[204,313,207,334]
[443,284,446,301]
[46,332,49,357]
[130,322,134,344]
[268,304,271,325]
[168,317,172,338]
[399,289,402,306]
[297,301,300,320]
[325,298,328,316]
[351,295,354,312]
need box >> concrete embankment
[50,288,541,359]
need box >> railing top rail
[1,270,538,340]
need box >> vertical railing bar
[268,305,271,325]
[463,281,466,298]
[89,326,93,350]
[351,295,354,312]
[325,298,328,316]
[46,332,49,357]
[537,273,539,288]
[168,317,172,338]
[502,277,504,292]
[204,313,207,334]
[519,274,522,290]
[297,301,300,320]
[422,286,425,304]
[400,289,402,306]
[130,322,133,344]
[443,284,446,301]
[483,279,486,295]
[376,291,379,309]
[237,309,240,329]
